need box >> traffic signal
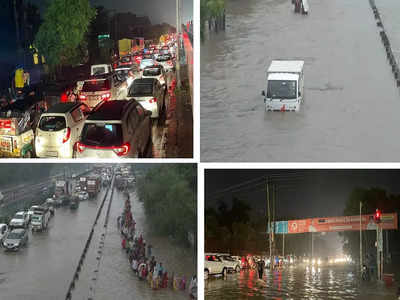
[374,209,381,223]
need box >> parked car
[141,65,167,87]
[75,100,152,158]
[127,78,165,119]
[0,223,8,244]
[9,211,29,228]
[35,102,90,158]
[205,253,228,279]
[2,228,28,251]
[78,73,127,108]
[218,254,241,273]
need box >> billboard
[268,213,398,234]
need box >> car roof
[88,100,133,120]
[15,211,25,215]
[46,102,81,114]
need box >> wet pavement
[94,188,196,300]
[205,265,398,300]
[201,0,400,162]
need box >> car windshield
[143,68,161,76]
[14,214,24,219]
[128,82,153,97]
[82,79,110,92]
[7,232,22,239]
[267,80,297,99]
[222,256,234,261]
[39,116,66,131]
[157,55,171,62]
[81,123,123,147]
[141,60,154,67]
[31,215,41,221]
[92,67,107,75]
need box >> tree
[34,0,96,74]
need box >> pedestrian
[121,237,126,249]
[147,244,153,258]
[158,262,164,278]
[257,259,264,279]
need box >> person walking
[257,259,264,279]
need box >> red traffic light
[374,209,382,223]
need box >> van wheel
[204,269,209,280]
[222,268,227,277]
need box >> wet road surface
[94,188,196,300]
[201,0,400,162]
[205,265,398,300]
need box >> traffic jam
[0,167,112,252]
[0,36,178,158]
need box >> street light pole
[266,178,272,267]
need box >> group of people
[118,192,197,297]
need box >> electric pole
[267,178,272,267]
[176,0,181,88]
[360,201,362,272]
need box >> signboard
[98,34,110,39]
[269,213,398,234]
[267,221,288,234]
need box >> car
[127,78,166,119]
[205,253,228,279]
[9,211,29,228]
[218,254,241,273]
[141,65,167,87]
[0,224,8,244]
[35,102,91,158]
[27,205,41,222]
[2,228,28,251]
[78,191,89,201]
[75,100,152,158]
[156,54,175,72]
[78,73,127,108]
[140,58,156,71]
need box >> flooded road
[205,265,397,300]
[201,0,400,162]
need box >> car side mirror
[261,90,265,96]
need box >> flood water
[201,0,400,162]
[205,265,397,300]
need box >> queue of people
[118,193,197,298]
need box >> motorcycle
[361,265,369,281]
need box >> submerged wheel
[204,269,209,280]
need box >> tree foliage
[34,0,96,71]
[136,164,197,247]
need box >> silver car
[3,228,28,251]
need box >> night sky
[205,169,400,219]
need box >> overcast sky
[33,0,193,25]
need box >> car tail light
[79,94,86,100]
[76,141,85,153]
[101,92,111,101]
[149,98,157,103]
[113,142,130,156]
[62,127,71,143]
[60,92,68,102]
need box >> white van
[262,60,304,111]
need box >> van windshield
[80,123,122,147]
[39,116,66,131]
[267,80,297,99]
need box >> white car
[141,65,166,87]
[78,191,89,201]
[0,224,8,244]
[35,102,90,158]
[204,253,228,279]
[218,254,241,273]
[9,211,29,228]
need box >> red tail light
[149,98,157,103]
[62,127,71,143]
[75,141,85,153]
[113,142,130,156]
[101,92,111,101]
[79,94,86,100]
[60,92,68,102]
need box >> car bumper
[3,244,20,251]
[265,101,300,112]
[35,142,73,158]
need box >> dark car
[3,228,28,251]
[75,100,152,158]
